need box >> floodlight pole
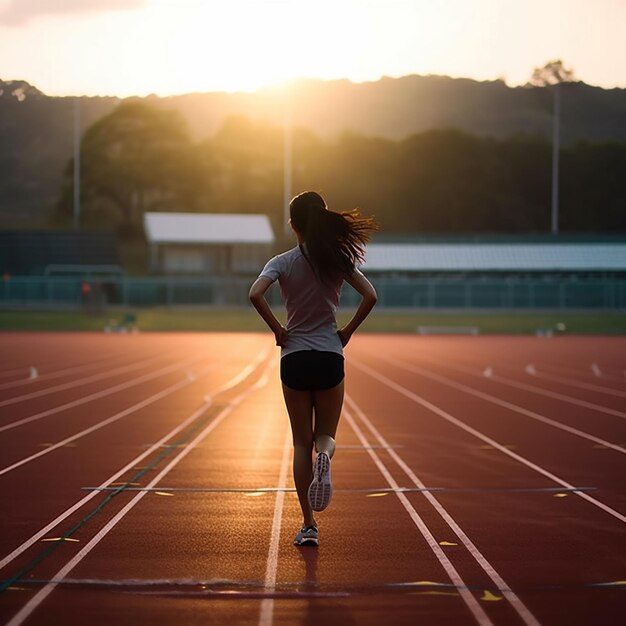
[551,83,560,235]
[283,89,293,238]
[73,98,81,231]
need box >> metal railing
[1,276,625,310]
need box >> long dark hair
[289,191,378,284]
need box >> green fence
[1,276,625,310]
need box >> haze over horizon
[1,0,625,98]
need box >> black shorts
[280,350,345,391]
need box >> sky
[1,0,625,97]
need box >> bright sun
[131,0,385,94]
[45,0,483,97]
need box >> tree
[529,60,576,235]
[56,101,207,235]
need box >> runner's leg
[282,384,316,527]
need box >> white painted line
[4,369,270,626]
[342,409,494,626]
[259,424,292,626]
[0,352,172,408]
[414,355,626,419]
[352,359,626,525]
[345,394,542,626]
[0,347,271,572]
[0,351,146,391]
[374,359,626,456]
[529,367,626,399]
[0,355,203,434]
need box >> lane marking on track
[0,354,205,434]
[418,355,626,420]
[80,486,597,494]
[525,366,626,399]
[345,395,542,626]
[0,352,136,391]
[342,408,495,626]
[0,347,271,573]
[351,359,626,525]
[0,351,174,408]
[5,576,623,592]
[371,358,626,455]
[2,354,273,626]
[259,424,292,626]
[0,371,206,476]
[591,364,602,378]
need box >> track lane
[2,333,625,626]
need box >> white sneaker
[308,452,332,512]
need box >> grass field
[1,308,625,334]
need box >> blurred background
[0,0,625,330]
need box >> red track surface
[0,332,624,626]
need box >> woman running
[249,191,378,547]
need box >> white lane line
[412,354,626,420]
[0,366,31,379]
[0,352,146,391]
[345,395,541,626]
[528,367,626,399]
[351,359,626,525]
[342,410,494,626]
[5,366,271,626]
[374,358,626,455]
[0,355,204,434]
[0,347,271,572]
[259,424,292,626]
[0,352,172,407]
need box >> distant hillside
[1,74,625,224]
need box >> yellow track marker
[412,591,458,597]
[41,537,80,543]
[243,492,266,497]
[553,493,569,498]
[439,541,458,546]
[154,491,174,497]
[481,590,503,602]
[366,492,389,498]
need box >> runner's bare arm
[338,272,378,346]
[249,277,288,346]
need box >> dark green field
[1,309,625,334]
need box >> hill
[1,74,625,225]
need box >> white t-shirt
[259,245,358,358]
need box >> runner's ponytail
[289,191,378,284]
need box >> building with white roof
[143,213,274,274]
[362,239,626,278]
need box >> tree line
[55,101,626,239]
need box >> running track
[0,332,624,626]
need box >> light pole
[551,83,561,235]
[283,87,293,239]
[529,60,573,236]
[73,98,81,231]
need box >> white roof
[362,243,626,271]
[144,213,274,244]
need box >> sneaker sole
[294,537,319,547]
[308,453,332,512]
